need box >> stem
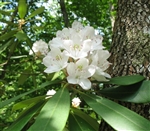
[59,0,69,27]
[70,86,84,94]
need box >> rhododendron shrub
[3,21,150,131]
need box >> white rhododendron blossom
[43,47,69,73]
[46,89,56,99]
[29,40,48,56]
[67,58,95,90]
[63,35,92,60]
[46,89,56,96]
[72,97,81,108]
[31,21,111,90]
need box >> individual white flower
[49,28,77,49]
[56,28,71,40]
[29,40,48,56]
[43,48,69,73]
[80,26,95,40]
[90,50,111,81]
[90,35,104,51]
[49,37,64,49]
[92,71,111,81]
[67,58,95,90]
[80,26,104,51]
[46,89,56,96]
[71,21,84,32]
[63,34,92,60]
[72,97,81,108]
[46,89,56,99]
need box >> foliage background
[0,0,117,130]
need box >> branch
[59,0,69,27]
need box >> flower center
[73,44,80,50]
[77,65,83,71]
[55,55,62,61]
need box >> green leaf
[18,67,32,85]
[71,108,99,131]
[0,38,14,53]
[0,30,18,41]
[5,100,46,131]
[81,93,150,131]
[15,31,28,41]
[0,80,61,108]
[28,87,70,131]
[9,40,18,54]
[0,10,11,16]
[100,80,150,103]
[12,96,45,111]
[10,55,27,59]
[128,80,150,103]
[99,82,141,101]
[108,75,145,85]
[26,7,45,20]
[18,0,27,19]
[0,2,11,8]
[68,113,96,131]
[25,35,33,48]
[0,19,17,25]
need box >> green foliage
[71,108,99,131]
[18,0,27,19]
[4,100,46,131]
[107,75,145,85]
[69,113,96,131]
[26,7,45,20]
[100,80,150,103]
[81,93,150,131]
[28,87,70,131]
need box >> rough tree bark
[99,0,150,130]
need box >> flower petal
[67,76,78,84]
[79,78,91,90]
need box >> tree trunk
[99,0,150,130]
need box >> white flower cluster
[30,21,111,90]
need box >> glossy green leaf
[128,80,150,103]
[28,87,70,131]
[100,80,150,103]
[5,100,46,131]
[69,113,96,131]
[18,0,27,19]
[99,82,141,101]
[13,96,45,111]
[71,108,99,131]
[26,7,45,20]
[18,67,32,85]
[108,75,145,85]
[0,80,61,108]
[81,93,150,131]
[0,30,18,41]
[15,31,28,41]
